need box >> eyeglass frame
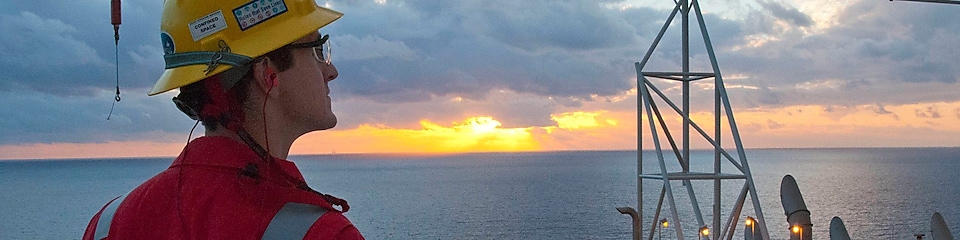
[286,33,331,64]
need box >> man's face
[275,32,340,133]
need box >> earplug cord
[176,119,200,239]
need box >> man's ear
[251,57,279,94]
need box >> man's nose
[322,63,338,82]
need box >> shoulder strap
[93,194,127,240]
[262,202,328,240]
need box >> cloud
[334,34,416,61]
[757,0,812,27]
[729,101,960,148]
[323,0,641,104]
[873,103,892,114]
[0,0,167,96]
[0,12,108,67]
[298,116,541,153]
[467,1,638,52]
[0,89,194,145]
[766,119,784,129]
[332,89,563,130]
[290,111,635,154]
[698,1,960,109]
[4,0,960,153]
[0,11,112,95]
[550,111,607,130]
[915,106,941,118]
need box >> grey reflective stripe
[93,194,126,240]
[164,51,253,69]
[262,202,328,240]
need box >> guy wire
[108,42,121,120]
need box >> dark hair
[173,47,295,131]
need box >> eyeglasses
[287,33,331,64]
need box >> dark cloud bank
[1,0,958,144]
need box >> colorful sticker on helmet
[233,0,288,31]
[188,10,228,42]
[161,32,175,54]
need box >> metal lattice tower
[629,0,771,239]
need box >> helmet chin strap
[163,41,253,74]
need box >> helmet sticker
[233,0,288,31]
[161,32,175,54]
[188,10,228,42]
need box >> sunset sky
[1,0,959,159]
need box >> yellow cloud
[551,111,607,129]
[293,111,637,154]
[416,117,538,151]
[296,117,539,154]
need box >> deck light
[658,218,669,240]
[792,225,803,240]
[744,216,758,239]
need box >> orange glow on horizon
[6,98,960,160]
[294,116,541,154]
[1,111,635,160]
[293,111,632,155]
[0,141,186,160]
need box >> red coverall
[83,136,363,239]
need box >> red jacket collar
[170,136,305,182]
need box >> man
[83,0,363,239]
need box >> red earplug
[265,67,278,87]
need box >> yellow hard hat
[149,0,342,96]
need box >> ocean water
[1,148,959,239]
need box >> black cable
[176,120,200,239]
